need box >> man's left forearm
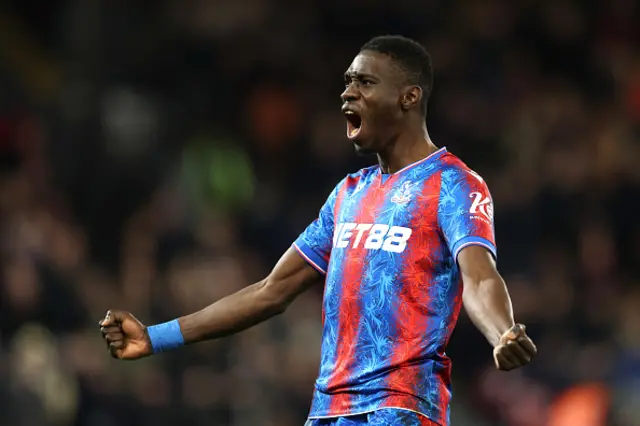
[458,247,536,370]
[462,274,515,348]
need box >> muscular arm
[458,245,536,370]
[102,179,339,360]
[179,247,321,344]
[458,245,514,347]
[100,247,322,359]
[436,167,535,369]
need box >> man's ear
[401,86,422,111]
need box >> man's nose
[341,83,360,103]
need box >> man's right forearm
[149,247,319,349]
[177,279,287,344]
[107,247,318,357]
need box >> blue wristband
[147,319,185,353]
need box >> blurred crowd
[0,1,639,425]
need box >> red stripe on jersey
[385,173,448,412]
[327,177,386,413]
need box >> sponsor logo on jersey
[469,191,493,223]
[333,222,412,253]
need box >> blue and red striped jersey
[293,147,497,426]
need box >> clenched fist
[493,324,537,371]
[99,310,153,360]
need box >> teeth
[345,110,354,115]
[349,128,359,137]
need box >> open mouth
[344,110,362,139]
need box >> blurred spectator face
[3,256,41,313]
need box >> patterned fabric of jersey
[293,147,497,426]
[303,408,440,426]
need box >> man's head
[341,35,433,154]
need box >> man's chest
[331,179,440,255]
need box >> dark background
[0,1,638,425]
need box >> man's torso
[294,148,497,426]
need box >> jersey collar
[381,146,447,176]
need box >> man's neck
[377,125,438,174]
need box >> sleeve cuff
[293,239,328,275]
[452,236,497,262]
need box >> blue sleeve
[293,180,343,274]
[438,168,497,262]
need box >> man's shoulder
[335,165,379,187]
[347,165,379,180]
[438,152,486,183]
[323,165,378,200]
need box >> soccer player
[100,35,536,426]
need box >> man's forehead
[345,51,396,78]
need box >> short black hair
[360,35,433,116]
